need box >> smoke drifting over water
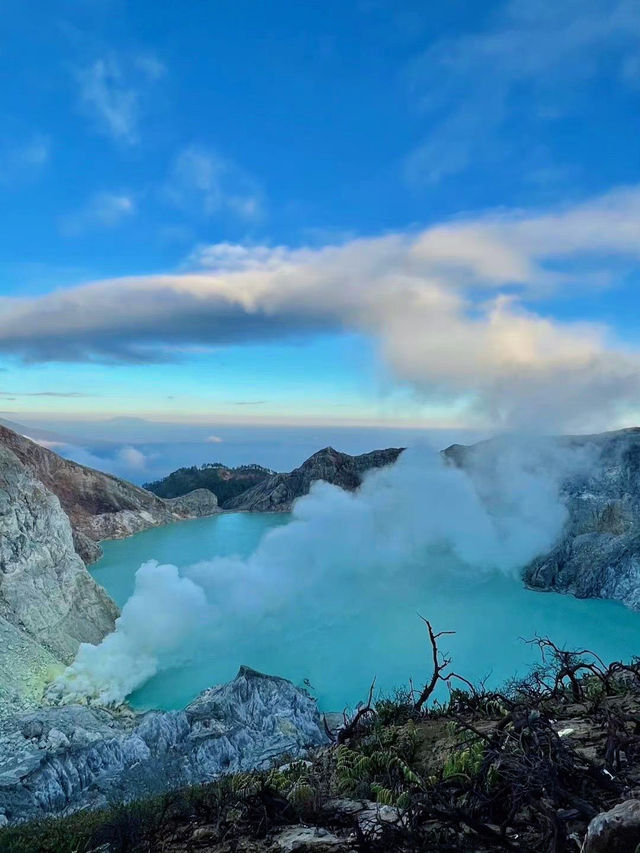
[54,443,575,706]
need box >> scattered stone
[322,798,401,839]
[20,718,43,740]
[582,799,640,852]
[191,824,217,840]
[46,728,70,750]
[270,825,347,852]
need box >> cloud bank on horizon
[2,185,640,431]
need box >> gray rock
[20,718,44,740]
[164,488,219,517]
[225,447,404,512]
[0,423,225,715]
[581,799,640,852]
[270,826,346,852]
[0,667,328,823]
[444,429,640,609]
[45,728,70,750]
[324,798,401,838]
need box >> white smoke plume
[54,442,578,706]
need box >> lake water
[90,512,640,713]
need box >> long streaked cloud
[0,391,96,398]
[405,0,640,184]
[3,186,640,429]
[74,52,165,145]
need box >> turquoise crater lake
[90,512,640,713]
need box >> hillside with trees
[144,462,274,505]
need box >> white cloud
[2,186,640,430]
[405,0,640,184]
[117,446,148,470]
[205,435,224,443]
[165,145,264,221]
[0,135,50,185]
[75,52,164,144]
[59,191,136,236]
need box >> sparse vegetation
[5,628,640,852]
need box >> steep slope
[444,428,640,608]
[224,446,404,511]
[0,424,219,563]
[0,446,118,714]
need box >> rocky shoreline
[0,667,327,825]
[445,428,640,610]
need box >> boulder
[582,799,640,852]
[270,826,346,852]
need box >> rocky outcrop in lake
[0,424,221,564]
[224,446,404,512]
[444,428,640,610]
[0,667,327,824]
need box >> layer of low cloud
[3,186,640,430]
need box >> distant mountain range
[145,446,405,511]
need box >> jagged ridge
[0,667,327,823]
[224,446,404,511]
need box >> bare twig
[413,615,455,711]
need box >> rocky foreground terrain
[4,642,640,852]
[0,667,326,825]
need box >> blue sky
[1,0,640,433]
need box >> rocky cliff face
[0,424,220,563]
[224,446,404,512]
[0,667,327,823]
[0,425,221,716]
[444,428,640,609]
[0,446,118,715]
